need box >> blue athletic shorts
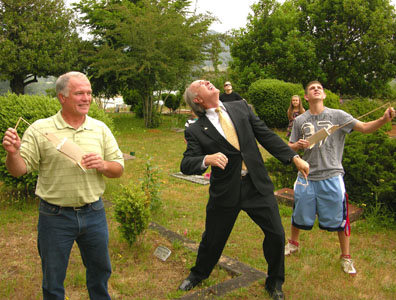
[292,175,347,231]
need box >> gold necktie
[215,107,247,171]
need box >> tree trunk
[143,95,152,128]
[10,76,25,95]
[10,75,38,95]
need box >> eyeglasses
[224,84,231,87]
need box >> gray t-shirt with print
[290,107,357,180]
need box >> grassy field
[1,112,395,300]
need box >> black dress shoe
[178,273,202,291]
[265,287,285,300]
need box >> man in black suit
[178,80,309,300]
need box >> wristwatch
[292,154,300,161]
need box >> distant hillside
[219,44,231,69]
[203,31,231,72]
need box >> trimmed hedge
[248,79,340,128]
[0,93,115,191]
[248,79,303,128]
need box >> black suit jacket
[181,100,297,208]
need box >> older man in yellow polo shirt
[2,71,124,300]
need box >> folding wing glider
[15,117,86,172]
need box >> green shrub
[134,101,144,118]
[113,183,151,246]
[343,130,396,215]
[362,199,396,231]
[247,79,340,129]
[322,89,340,110]
[248,79,303,128]
[388,80,396,100]
[162,93,182,112]
[45,88,57,98]
[0,187,37,209]
[134,100,163,128]
[113,158,162,246]
[167,113,189,129]
[266,157,297,191]
[148,110,162,128]
[0,93,61,191]
[141,158,162,211]
[122,89,140,111]
[0,93,115,191]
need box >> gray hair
[183,83,205,117]
[55,72,89,97]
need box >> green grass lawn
[1,112,395,300]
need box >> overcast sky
[193,0,258,33]
[194,0,396,33]
[66,0,259,33]
[67,0,396,33]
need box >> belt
[41,199,91,211]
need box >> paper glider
[306,124,340,149]
[306,102,392,149]
[14,117,86,172]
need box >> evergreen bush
[148,110,162,128]
[141,158,162,211]
[0,93,115,191]
[162,93,182,112]
[266,157,297,191]
[343,130,396,215]
[113,183,151,246]
[248,79,303,128]
[113,158,162,246]
[134,101,144,118]
[322,89,340,110]
[122,89,140,111]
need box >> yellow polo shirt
[20,111,124,207]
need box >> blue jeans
[38,198,111,300]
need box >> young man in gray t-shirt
[285,81,395,276]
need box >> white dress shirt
[200,102,239,169]
[205,103,236,138]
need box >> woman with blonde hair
[287,95,305,137]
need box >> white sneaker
[284,240,299,256]
[341,256,357,276]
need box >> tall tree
[0,0,83,94]
[229,0,396,97]
[229,0,319,94]
[297,0,396,96]
[76,0,214,127]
